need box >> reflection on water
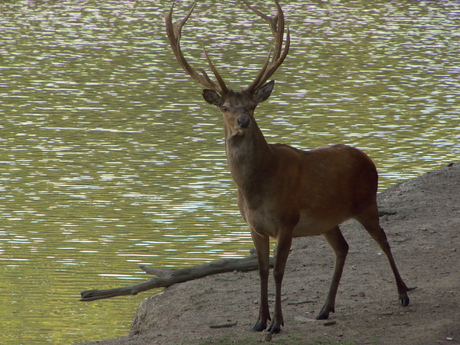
[0,0,459,343]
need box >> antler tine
[242,0,278,45]
[203,47,229,95]
[243,0,290,94]
[165,2,228,95]
[272,0,285,61]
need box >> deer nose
[237,116,250,128]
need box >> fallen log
[80,252,274,302]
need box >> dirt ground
[78,162,459,345]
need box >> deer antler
[165,1,289,95]
[243,0,290,94]
[165,2,229,95]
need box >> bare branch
[80,254,274,302]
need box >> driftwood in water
[80,252,274,302]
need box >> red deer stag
[165,0,411,334]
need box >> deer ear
[254,80,275,104]
[202,89,222,106]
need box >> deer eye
[220,105,228,112]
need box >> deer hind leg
[316,226,349,320]
[356,211,410,307]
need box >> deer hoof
[252,324,266,332]
[267,325,281,334]
[316,304,334,320]
[400,297,410,307]
[315,312,329,320]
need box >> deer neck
[225,122,272,191]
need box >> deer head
[165,0,290,140]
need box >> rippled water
[0,0,459,343]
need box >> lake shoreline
[77,162,460,345]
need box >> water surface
[0,0,459,343]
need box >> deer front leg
[251,230,271,332]
[267,232,293,334]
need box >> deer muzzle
[237,115,251,129]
